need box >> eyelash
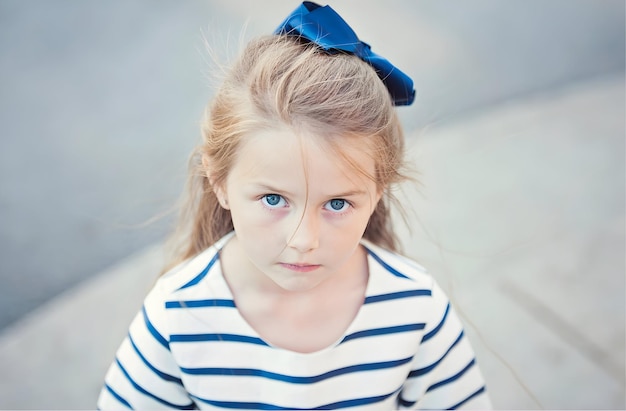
[324,198,351,213]
[261,194,287,208]
[260,194,353,214]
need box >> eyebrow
[251,183,368,198]
[330,189,369,198]
[252,184,295,197]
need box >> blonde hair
[164,34,411,272]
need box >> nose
[287,210,320,253]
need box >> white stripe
[99,236,490,409]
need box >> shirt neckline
[212,235,377,356]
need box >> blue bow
[274,1,415,106]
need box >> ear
[213,181,230,210]
[202,154,230,210]
[376,185,384,204]
[372,185,384,212]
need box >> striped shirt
[98,235,491,410]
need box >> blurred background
[0,0,623,409]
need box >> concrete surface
[0,73,623,409]
[397,73,625,409]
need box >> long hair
[163,34,411,272]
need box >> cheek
[230,200,287,233]
[323,210,372,242]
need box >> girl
[98,2,491,409]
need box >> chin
[271,276,326,293]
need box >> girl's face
[218,126,381,293]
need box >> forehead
[228,126,376,191]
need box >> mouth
[279,263,321,273]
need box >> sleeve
[97,281,196,410]
[397,281,492,410]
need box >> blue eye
[324,199,349,212]
[262,194,286,208]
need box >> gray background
[0,1,624,409]
[0,0,623,335]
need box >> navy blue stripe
[190,397,289,410]
[366,249,410,279]
[408,330,464,378]
[170,333,269,346]
[422,302,450,342]
[397,395,415,407]
[115,358,195,409]
[447,385,486,410]
[191,387,400,410]
[142,306,169,350]
[181,356,413,383]
[427,358,476,393]
[340,323,425,344]
[128,333,183,385]
[104,383,132,409]
[319,389,398,409]
[178,252,219,290]
[165,299,236,309]
[364,289,431,304]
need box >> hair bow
[274,1,415,106]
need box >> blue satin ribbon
[274,1,415,106]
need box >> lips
[279,263,321,273]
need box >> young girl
[98,2,491,409]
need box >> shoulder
[157,248,219,294]
[144,234,233,312]
[156,233,233,295]
[138,235,233,340]
[361,239,433,288]
[360,240,450,322]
